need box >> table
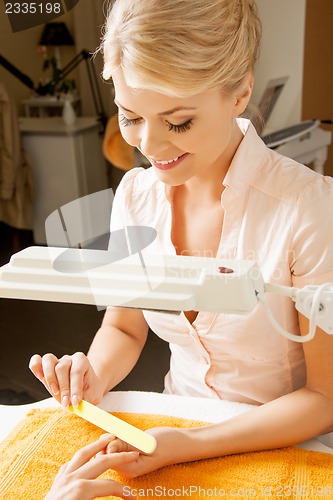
[22,96,81,117]
[268,126,332,175]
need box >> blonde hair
[100,0,262,98]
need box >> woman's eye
[167,119,193,133]
[119,114,193,134]
[119,114,142,127]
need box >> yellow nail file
[68,399,157,454]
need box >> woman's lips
[150,152,190,170]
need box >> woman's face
[112,70,248,186]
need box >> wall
[0,9,77,115]
[302,0,333,176]
[252,0,306,132]
[71,0,116,118]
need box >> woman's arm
[29,307,149,407]
[106,314,333,477]
[185,313,333,460]
[87,307,149,394]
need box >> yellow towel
[0,408,332,499]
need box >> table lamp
[39,22,74,68]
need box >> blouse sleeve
[290,175,333,287]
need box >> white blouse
[109,119,333,405]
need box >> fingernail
[51,384,59,395]
[72,395,79,408]
[62,395,69,407]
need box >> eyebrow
[114,99,197,116]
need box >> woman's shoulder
[233,121,333,204]
[281,158,333,202]
[114,166,166,212]
[116,166,160,193]
[256,146,333,205]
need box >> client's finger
[78,451,139,480]
[106,437,133,454]
[65,434,117,473]
[85,479,136,500]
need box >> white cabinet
[19,117,108,244]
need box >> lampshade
[39,22,74,46]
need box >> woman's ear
[234,75,254,116]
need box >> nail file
[68,399,157,454]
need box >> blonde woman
[31,0,333,482]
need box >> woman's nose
[138,121,169,159]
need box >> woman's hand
[29,352,104,407]
[105,427,195,477]
[45,434,138,500]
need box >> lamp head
[39,22,74,46]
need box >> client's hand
[105,426,193,477]
[45,434,138,500]
[29,352,104,407]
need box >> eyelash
[119,114,193,133]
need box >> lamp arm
[59,49,90,79]
[0,54,35,90]
[259,282,333,342]
[59,49,108,131]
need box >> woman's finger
[54,354,75,407]
[69,352,90,407]
[29,354,45,382]
[39,353,62,399]
[42,353,61,395]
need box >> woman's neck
[179,121,244,203]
